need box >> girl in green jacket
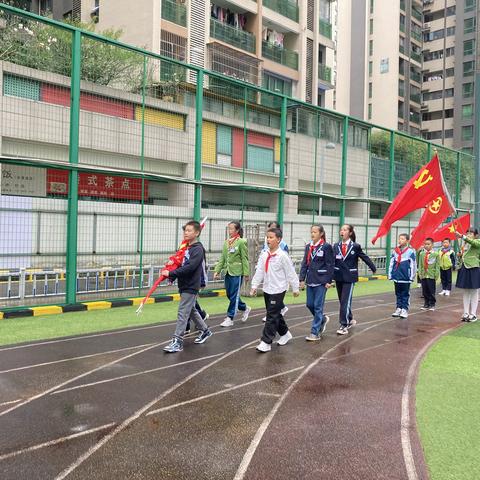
[455,229,480,322]
[214,221,251,327]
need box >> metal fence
[0,4,475,308]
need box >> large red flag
[431,213,471,243]
[371,154,446,244]
[409,190,455,249]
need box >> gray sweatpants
[174,292,208,339]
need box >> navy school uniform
[299,241,335,335]
[333,241,377,327]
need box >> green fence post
[65,30,81,305]
[277,96,287,225]
[194,70,204,221]
[385,131,395,272]
[339,116,349,227]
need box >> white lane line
[54,338,261,480]
[146,366,305,416]
[0,343,157,375]
[400,325,457,480]
[233,303,457,480]
[257,392,281,398]
[0,423,116,462]
[0,399,22,407]
[0,294,394,352]
[51,352,226,395]
[0,342,164,418]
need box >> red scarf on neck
[307,239,324,265]
[265,251,277,272]
[424,250,430,271]
[394,246,409,268]
[227,234,240,248]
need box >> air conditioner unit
[422,22,431,30]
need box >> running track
[0,290,463,479]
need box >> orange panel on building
[232,129,245,168]
[247,131,274,148]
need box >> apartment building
[421,0,477,154]
[336,0,423,136]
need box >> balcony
[161,0,187,27]
[210,18,256,54]
[263,0,299,22]
[319,19,332,39]
[400,0,405,11]
[262,41,298,70]
[411,8,422,22]
[411,30,422,42]
[410,50,422,63]
[410,70,421,83]
[318,63,332,83]
[410,93,421,104]
[410,111,421,124]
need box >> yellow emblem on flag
[428,196,442,214]
[413,169,434,189]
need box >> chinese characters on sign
[46,170,147,200]
[0,164,47,197]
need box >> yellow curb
[31,306,63,316]
[0,312,3,320]
[358,277,368,282]
[212,289,227,297]
[83,301,112,311]
[170,293,181,301]
[129,297,155,306]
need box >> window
[262,72,292,97]
[464,60,475,76]
[369,61,373,76]
[369,82,373,98]
[369,18,374,35]
[423,88,454,101]
[465,17,476,34]
[423,27,455,43]
[462,125,473,141]
[463,83,474,98]
[368,104,372,120]
[370,0,374,14]
[464,39,475,56]
[369,40,373,56]
[423,47,454,62]
[462,105,473,119]
[465,0,476,12]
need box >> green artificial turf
[0,278,394,347]
[416,322,480,480]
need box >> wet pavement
[0,290,463,479]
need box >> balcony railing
[411,30,422,42]
[210,18,256,54]
[410,70,421,83]
[410,50,422,63]
[262,41,298,70]
[161,0,187,27]
[319,19,332,39]
[400,0,405,11]
[410,93,421,104]
[263,0,299,22]
[411,7,422,22]
[318,63,332,83]
[410,111,421,124]
[399,86,405,97]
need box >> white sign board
[0,163,47,197]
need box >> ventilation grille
[189,0,206,82]
[307,0,314,31]
[306,38,313,103]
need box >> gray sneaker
[336,326,349,335]
[305,333,321,342]
[163,337,183,353]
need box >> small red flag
[371,154,446,244]
[410,190,455,250]
[431,213,471,243]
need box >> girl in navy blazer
[333,224,376,335]
[299,224,335,341]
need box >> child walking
[389,233,417,319]
[250,228,300,353]
[214,221,251,327]
[439,238,456,296]
[417,237,440,311]
[299,224,334,341]
[162,221,213,353]
[333,224,376,335]
[455,229,480,322]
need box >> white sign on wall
[0,164,46,197]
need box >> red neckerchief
[265,251,277,272]
[394,246,409,268]
[441,248,450,257]
[227,234,240,248]
[307,239,324,265]
[424,250,430,271]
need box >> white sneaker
[277,331,293,346]
[392,308,402,317]
[220,317,234,327]
[321,315,330,334]
[439,290,445,296]
[256,340,271,352]
[262,316,267,322]
[347,319,357,329]
[241,306,251,322]
[399,309,408,319]
[445,290,451,296]
[280,306,289,316]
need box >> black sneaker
[194,329,213,344]
[164,337,183,353]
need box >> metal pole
[386,131,395,272]
[339,116,349,227]
[277,96,287,225]
[193,70,204,221]
[65,30,81,305]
